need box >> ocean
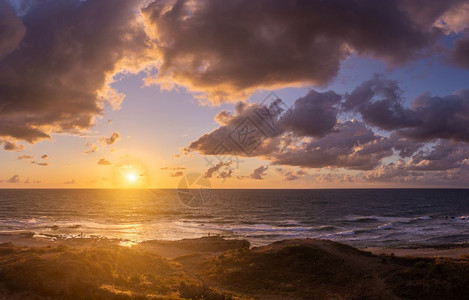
[0,189,468,248]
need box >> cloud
[0,0,149,144]
[7,174,20,183]
[183,101,281,156]
[0,0,26,59]
[31,161,49,166]
[97,158,112,166]
[186,74,469,178]
[0,139,24,151]
[243,165,269,180]
[84,143,99,154]
[345,75,469,142]
[204,160,233,179]
[0,0,466,152]
[141,0,454,102]
[433,1,469,34]
[64,179,76,184]
[283,169,307,181]
[41,154,48,159]
[102,132,121,145]
[362,141,469,185]
[170,171,184,177]
[343,74,420,130]
[405,140,469,171]
[450,29,469,68]
[24,178,41,184]
[314,172,357,183]
[17,154,33,160]
[267,121,396,170]
[279,90,341,137]
[161,166,186,170]
[184,98,400,170]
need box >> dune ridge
[0,236,468,299]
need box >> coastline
[2,232,469,259]
[0,233,468,299]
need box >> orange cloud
[97,158,112,166]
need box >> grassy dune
[0,238,468,299]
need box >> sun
[111,161,150,188]
[126,173,137,183]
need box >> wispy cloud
[101,132,121,145]
[97,158,112,166]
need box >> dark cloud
[142,0,449,102]
[97,158,112,166]
[450,30,469,68]
[399,0,468,29]
[361,140,469,185]
[397,90,469,141]
[204,161,233,179]
[0,0,26,59]
[0,0,148,143]
[282,169,307,181]
[183,101,283,156]
[102,132,121,145]
[267,121,395,170]
[243,165,268,180]
[406,140,469,171]
[0,139,24,151]
[345,75,469,142]
[344,74,421,130]
[41,154,48,159]
[280,90,340,137]
[185,73,469,172]
[17,154,33,160]
[0,0,466,152]
[185,84,434,170]
[186,106,399,170]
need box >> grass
[0,240,468,299]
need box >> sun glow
[110,161,150,188]
[126,173,137,183]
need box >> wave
[182,214,216,219]
[342,215,433,225]
[245,233,303,239]
[377,223,395,230]
[314,225,337,231]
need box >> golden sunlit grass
[0,243,240,299]
[0,239,469,299]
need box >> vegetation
[0,239,468,299]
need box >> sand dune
[0,236,468,299]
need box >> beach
[0,189,468,298]
[0,234,469,299]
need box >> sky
[0,0,469,188]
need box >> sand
[0,233,468,299]
[3,232,469,259]
[368,245,469,259]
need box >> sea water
[0,189,468,247]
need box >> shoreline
[2,232,469,259]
